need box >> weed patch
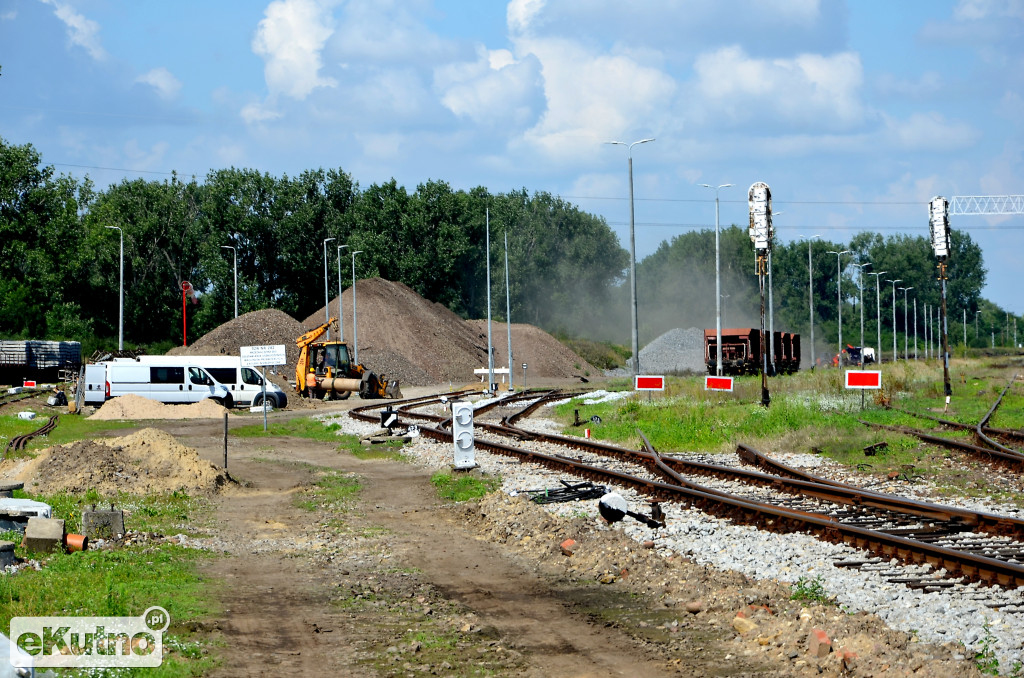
[430,473,500,502]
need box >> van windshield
[241,368,264,386]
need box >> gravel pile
[606,327,705,377]
[303,278,595,385]
[168,309,304,368]
[319,396,1024,670]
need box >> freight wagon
[704,329,801,376]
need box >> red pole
[183,287,187,346]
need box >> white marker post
[240,344,287,431]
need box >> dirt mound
[465,321,598,379]
[16,428,229,495]
[168,308,303,369]
[303,278,594,385]
[89,394,233,420]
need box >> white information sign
[240,344,287,367]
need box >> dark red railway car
[704,329,801,376]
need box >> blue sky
[2,0,1022,313]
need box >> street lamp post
[799,235,821,369]
[915,299,919,359]
[975,310,981,341]
[323,237,335,340]
[336,245,348,342]
[106,226,124,351]
[608,138,655,375]
[350,250,363,363]
[826,250,850,365]
[220,245,237,318]
[853,262,871,362]
[867,272,886,364]
[899,287,914,359]
[700,183,733,376]
[886,279,902,362]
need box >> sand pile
[303,278,594,385]
[168,308,303,368]
[89,394,233,420]
[16,428,229,495]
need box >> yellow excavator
[295,318,402,400]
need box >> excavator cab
[311,343,351,379]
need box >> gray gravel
[606,327,705,377]
[319,394,1024,669]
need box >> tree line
[1,136,1019,358]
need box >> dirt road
[159,412,688,677]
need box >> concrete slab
[24,517,65,554]
[0,498,52,533]
[82,509,126,539]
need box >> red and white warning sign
[704,375,734,392]
[634,375,665,391]
[845,370,882,389]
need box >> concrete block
[24,517,65,554]
[82,509,125,539]
[0,498,52,533]
[808,628,831,658]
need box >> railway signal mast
[929,196,953,402]
[748,182,773,407]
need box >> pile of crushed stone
[606,327,705,377]
[16,428,229,496]
[302,278,597,385]
[89,394,234,420]
[168,308,304,369]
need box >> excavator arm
[295,318,338,392]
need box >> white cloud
[241,102,283,124]
[39,0,106,61]
[0,10,16,20]
[330,0,456,64]
[135,67,182,101]
[881,112,979,151]
[507,0,546,34]
[514,36,677,159]
[252,0,337,100]
[954,0,1024,20]
[435,47,542,129]
[691,45,866,130]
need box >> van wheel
[214,394,234,409]
[254,394,278,408]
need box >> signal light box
[845,370,882,389]
[705,376,734,392]
[634,375,665,391]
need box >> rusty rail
[3,414,59,458]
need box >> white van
[151,356,288,409]
[81,358,233,408]
[130,355,287,408]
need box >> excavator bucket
[385,380,402,399]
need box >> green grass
[0,413,137,458]
[232,416,346,442]
[430,472,500,502]
[295,470,362,512]
[789,576,833,605]
[10,488,211,537]
[233,416,407,460]
[0,545,218,676]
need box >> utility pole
[929,197,953,401]
[886,279,902,362]
[827,250,851,364]
[749,182,773,407]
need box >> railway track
[3,414,59,459]
[860,372,1024,467]
[348,390,1024,592]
